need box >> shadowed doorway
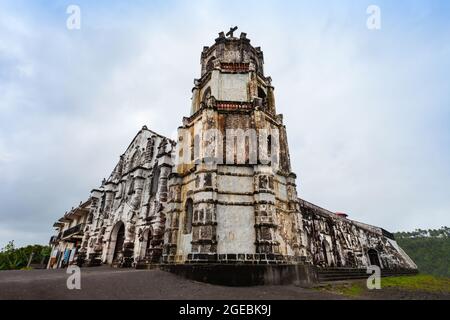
[113,223,125,263]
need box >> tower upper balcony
[189,28,276,117]
[200,27,265,77]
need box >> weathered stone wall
[299,199,417,270]
[76,127,175,267]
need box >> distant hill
[394,227,450,278]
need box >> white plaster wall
[218,175,253,193]
[216,204,255,254]
[217,73,249,102]
[217,194,253,203]
[218,165,253,175]
[195,191,215,201]
[275,180,288,201]
[253,192,275,203]
[177,233,192,256]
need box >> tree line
[0,241,51,270]
[395,227,450,278]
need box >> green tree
[395,227,450,278]
[0,241,51,270]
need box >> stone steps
[317,267,418,282]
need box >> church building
[48,29,417,284]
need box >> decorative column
[253,168,280,263]
[85,191,103,266]
[191,83,200,115]
[163,174,182,263]
[190,168,218,262]
[145,163,171,263]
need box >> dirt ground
[0,266,448,300]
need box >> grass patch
[317,274,450,298]
[381,274,450,293]
[20,266,33,270]
[337,283,364,297]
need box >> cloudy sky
[1,0,449,248]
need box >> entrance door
[322,241,329,265]
[368,249,381,267]
[113,224,125,262]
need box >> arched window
[202,87,211,104]
[131,149,141,169]
[258,87,267,100]
[99,193,106,213]
[190,134,200,163]
[267,135,272,159]
[128,177,135,195]
[183,199,193,234]
[150,165,160,197]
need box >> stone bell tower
[163,28,307,265]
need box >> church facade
[48,30,417,282]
